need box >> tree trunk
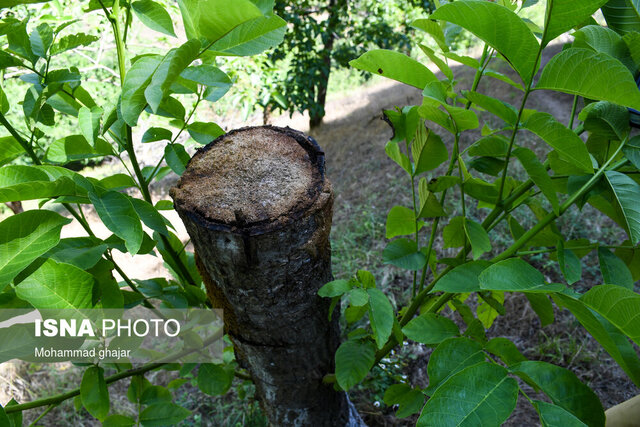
[309,0,346,129]
[170,126,365,426]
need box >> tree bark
[170,126,365,426]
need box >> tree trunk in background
[309,0,346,129]
[171,126,365,426]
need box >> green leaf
[463,219,491,260]
[526,293,555,327]
[181,65,232,102]
[78,106,102,147]
[479,258,565,293]
[402,313,459,345]
[7,22,36,63]
[0,324,43,363]
[367,288,394,349]
[318,279,351,298]
[50,33,99,55]
[46,135,113,163]
[464,91,518,125]
[382,238,426,271]
[523,112,593,173]
[132,0,176,37]
[0,404,9,427]
[557,241,582,285]
[4,399,21,427]
[418,44,453,81]
[510,361,604,426]
[385,141,411,174]
[412,126,448,175]
[417,178,446,218]
[386,206,420,239]
[335,339,376,390]
[581,284,640,345]
[412,19,448,52]
[484,337,527,366]
[444,105,479,131]
[0,136,25,166]
[47,237,107,270]
[573,25,636,74]
[187,122,224,144]
[425,337,484,394]
[140,402,191,426]
[477,291,505,328]
[121,55,162,126]
[432,260,491,293]
[443,216,466,249]
[16,259,93,309]
[103,415,136,427]
[431,0,539,83]
[513,146,560,214]
[164,143,191,175]
[89,190,143,254]
[0,210,70,290]
[0,51,24,69]
[131,198,170,237]
[485,69,525,91]
[598,247,634,288]
[600,0,640,34]
[534,400,588,427]
[197,363,233,395]
[177,0,263,44]
[100,174,138,191]
[0,85,9,115]
[145,40,200,113]
[0,166,82,202]
[81,366,110,421]
[543,0,609,46]
[383,384,425,418]
[536,48,640,110]
[604,171,640,244]
[29,23,52,58]
[142,127,173,143]
[140,385,172,405]
[207,14,286,56]
[623,136,640,170]
[349,49,437,90]
[554,292,640,387]
[0,0,51,7]
[418,362,518,427]
[468,135,509,157]
[349,288,368,306]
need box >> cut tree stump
[170,126,365,426]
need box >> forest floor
[2,41,639,426]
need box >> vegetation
[266,0,431,128]
[0,0,639,426]
[322,0,640,425]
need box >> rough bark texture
[170,126,364,426]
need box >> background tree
[267,0,433,128]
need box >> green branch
[5,329,226,415]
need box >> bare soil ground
[1,42,638,426]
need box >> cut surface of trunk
[170,126,364,426]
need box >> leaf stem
[28,404,57,426]
[496,6,552,205]
[417,45,492,294]
[493,143,628,262]
[569,94,579,129]
[98,2,199,288]
[516,244,636,256]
